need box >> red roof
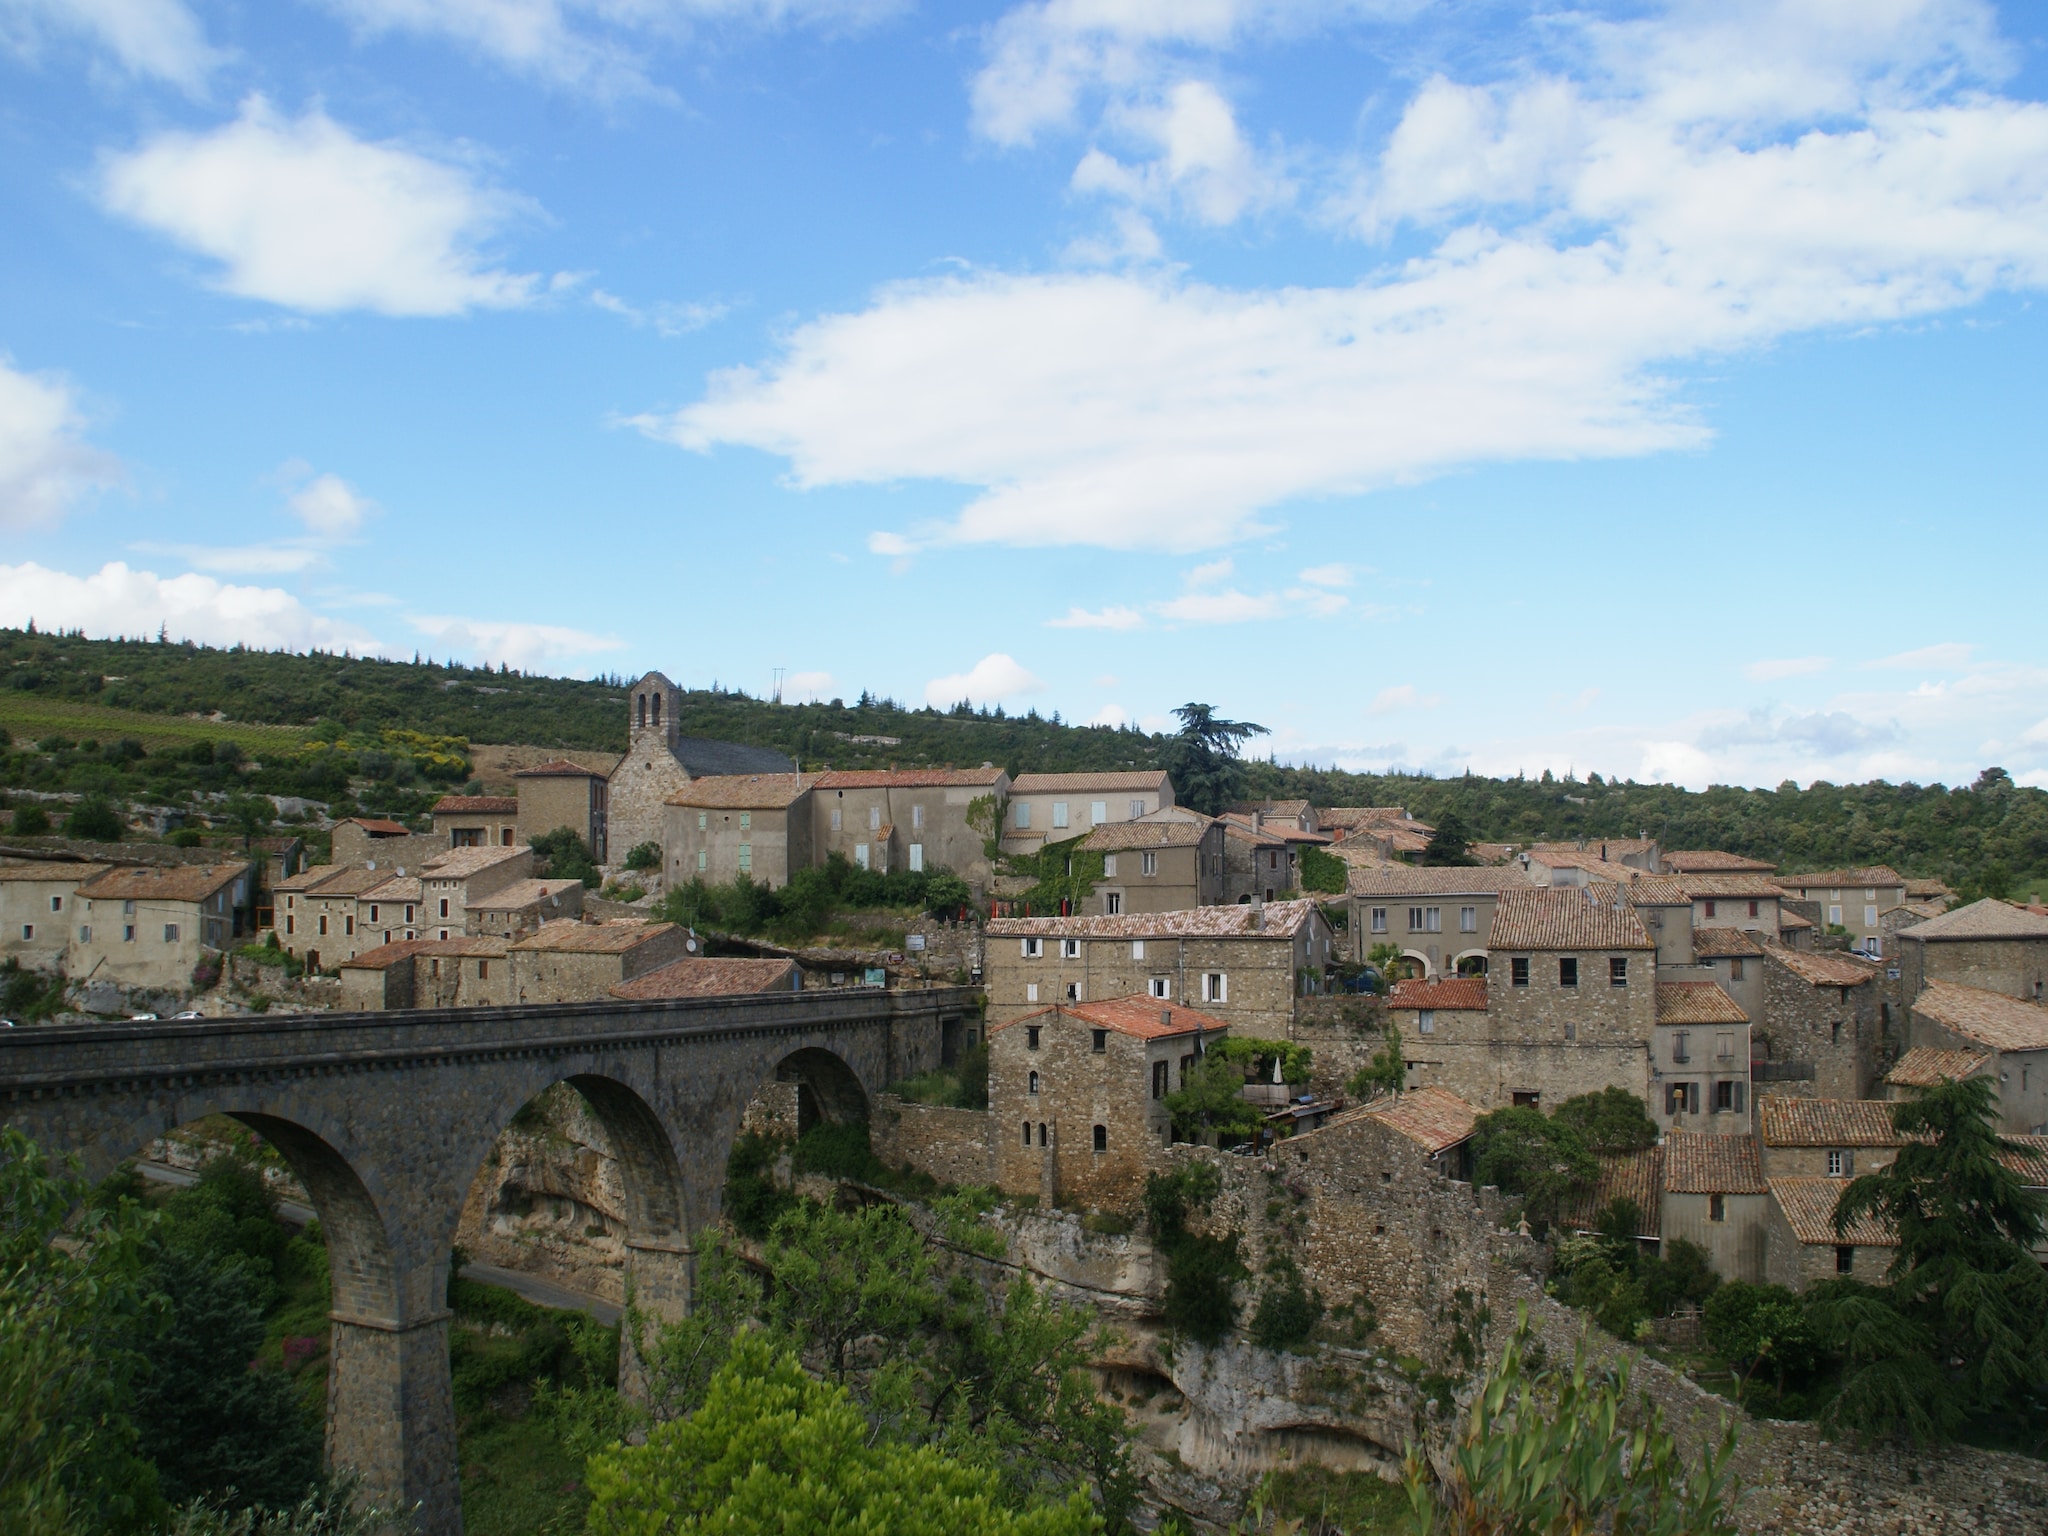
[813,768,1004,789]
[1389,976,1488,1011]
[339,818,410,836]
[516,758,606,778]
[431,795,518,815]
[994,995,1229,1042]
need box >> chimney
[1161,1007,1172,1028]
[1251,891,1264,930]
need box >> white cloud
[1869,641,1974,670]
[1047,604,1145,629]
[1369,683,1440,714]
[866,530,917,557]
[1183,557,1232,587]
[98,97,541,316]
[786,669,834,700]
[133,543,329,575]
[592,288,730,336]
[287,470,377,538]
[1152,588,1280,624]
[406,613,623,669]
[661,1,2048,552]
[0,560,385,650]
[1089,703,1129,727]
[1745,655,1832,681]
[1071,79,1290,230]
[0,0,222,91]
[1296,562,1351,587]
[0,356,120,529]
[923,652,1045,707]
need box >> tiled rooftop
[1912,980,2048,1052]
[421,845,532,880]
[510,919,680,954]
[995,995,1228,1041]
[337,818,411,835]
[1362,1087,1480,1154]
[1621,874,1691,906]
[665,773,820,810]
[515,758,606,778]
[1081,818,1211,851]
[1758,1097,1902,1148]
[466,878,583,910]
[1689,926,1766,958]
[1770,948,1878,987]
[987,899,1322,941]
[1775,867,1906,891]
[77,862,249,903]
[1662,850,1778,873]
[1656,981,1748,1026]
[1883,1046,1990,1088]
[1662,1129,1768,1195]
[0,859,107,883]
[1674,873,1787,899]
[1771,1177,1895,1246]
[813,768,1005,789]
[431,795,517,815]
[1008,771,1170,794]
[1559,1148,1665,1237]
[1345,863,1535,898]
[1488,886,1653,951]
[1894,898,2048,942]
[609,956,798,1000]
[2002,1135,2048,1187]
[1389,975,1488,1011]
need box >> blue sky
[3,0,2047,790]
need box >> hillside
[4,628,2045,891]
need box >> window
[1103,855,1118,877]
[1038,1123,1049,1147]
[1026,983,1039,1003]
[163,923,179,943]
[1015,803,1031,830]
[1459,905,1477,933]
[440,899,450,918]
[699,812,709,830]
[1028,1071,1040,1094]
[370,905,381,923]
[1426,907,1442,932]
[1026,1026,1041,1050]
[1142,851,1157,876]
[697,850,708,872]
[1408,907,1424,932]
[1511,957,1530,987]
[1131,940,1146,959]
[1714,1079,1735,1112]
[1092,1029,1107,1053]
[1672,1030,1690,1063]
[319,915,329,936]
[502,827,514,846]
[1827,1150,1849,1177]
[1103,892,1121,915]
[854,844,869,870]
[286,916,295,935]
[1129,799,1146,817]
[478,961,490,980]
[1091,800,1107,825]
[1829,888,1841,902]
[868,806,881,831]
[1512,1091,1541,1107]
[739,811,751,830]
[1830,1020,1841,1046]
[1093,1124,1108,1152]
[79,925,90,942]
[1149,977,1170,999]
[1864,887,1876,901]
[830,808,842,831]
[909,844,924,873]
[1022,1122,1032,1147]
[1827,904,1843,926]
[1836,1245,1856,1274]
[1864,905,1878,928]
[1065,981,1080,1002]
[1417,1009,1435,1035]
[1202,972,1227,1003]
[405,905,415,924]
[345,915,355,936]
[1715,1031,1734,1060]
[1748,900,1760,918]
[123,900,135,916]
[19,924,30,940]
[1371,907,1388,934]
[1152,1061,1169,1099]
[1559,957,1578,988]
[123,925,135,942]
[49,896,61,912]
[1710,1194,1726,1223]
[738,844,752,874]
[1023,938,1042,958]
[1610,956,1628,987]
[1729,957,1745,981]
[1052,802,1069,829]
[1061,938,1080,959]
[911,804,924,830]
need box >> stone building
[340,935,517,1010]
[1001,770,1173,856]
[607,670,796,868]
[330,817,442,870]
[1384,975,1491,1095]
[606,955,798,1001]
[1320,805,1434,861]
[1526,838,1661,875]
[1891,898,2048,1003]
[1622,874,1695,970]
[982,899,1337,1037]
[1773,866,1907,957]
[1673,872,1786,941]
[465,878,585,939]
[810,767,1008,885]
[0,860,104,971]
[515,759,610,862]
[69,862,251,992]
[1756,947,1883,1100]
[1906,980,2048,1134]
[1218,815,1297,905]
[1756,1096,1901,1181]
[1883,1045,1991,1100]
[1661,850,1777,875]
[1686,926,1768,1022]
[664,774,820,889]
[1344,864,1536,974]
[1483,886,1657,1111]
[421,845,534,941]
[429,795,519,849]
[1357,1085,1480,1181]
[1653,980,1751,1135]
[1077,815,1225,915]
[1764,1178,1894,1288]
[356,874,424,950]
[508,919,692,1004]
[274,864,388,966]
[989,996,1228,1207]
[1660,1129,1770,1283]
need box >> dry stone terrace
[0,984,972,1536]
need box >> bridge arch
[773,1046,869,1133]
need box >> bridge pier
[329,1308,461,1535]
[618,1237,694,1403]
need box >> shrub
[722,1133,793,1238]
[623,841,661,872]
[1145,1164,1245,1345]
[63,796,125,841]
[1249,1258,1323,1352]
[10,802,50,834]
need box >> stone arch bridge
[0,986,975,1534]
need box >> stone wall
[985,927,1316,1037]
[872,1093,994,1187]
[1759,954,1882,1099]
[607,726,692,877]
[1290,997,1386,1099]
[990,1009,1179,1207]
[1901,933,2048,1003]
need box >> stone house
[1228,799,1320,835]
[1001,771,1173,856]
[508,919,692,1004]
[1357,1085,1480,1181]
[810,767,1008,885]
[1384,975,1491,1097]
[0,860,105,971]
[1660,1129,1770,1283]
[421,844,534,941]
[1764,1178,1894,1289]
[1756,1096,1902,1181]
[1673,873,1786,942]
[274,864,389,966]
[1483,886,1657,1111]
[430,795,519,850]
[356,874,424,951]
[1892,898,2048,1004]
[1907,980,2048,1134]
[1883,1045,1991,1100]
[1654,980,1751,1135]
[1526,838,1662,875]
[1320,806,1436,862]
[1757,947,1883,1100]
[989,996,1228,1207]
[1773,867,1907,957]
[1218,815,1297,905]
[1686,926,1768,1022]
[1516,848,1647,889]
[608,670,796,868]
[340,935,518,1010]
[983,899,1336,1037]
[1559,1146,1664,1244]
[69,862,251,992]
[1622,875,1696,970]
[338,939,437,1010]
[1078,815,1225,915]
[664,773,820,889]
[1344,863,1536,974]
[330,817,442,869]
[607,955,798,1001]
[515,759,610,863]
[464,877,585,939]
[1661,850,1777,875]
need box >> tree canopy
[1162,703,1269,816]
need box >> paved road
[134,1160,622,1324]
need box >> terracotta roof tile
[339,939,439,970]
[275,863,349,894]
[609,957,797,1000]
[1362,1087,1480,1154]
[1623,874,1692,906]
[361,875,423,901]
[1656,981,1748,1026]
[1389,976,1488,1011]
[1319,807,1423,830]
[1912,980,2048,1053]
[76,862,250,903]
[1346,864,1536,898]
[1663,1130,1768,1194]
[0,860,107,883]
[1884,1047,1990,1088]
[1775,867,1906,891]
[1529,839,1659,864]
[1662,850,1778,873]
[420,845,530,881]
[2001,1135,2048,1186]
[509,919,681,954]
[1895,898,2048,942]
[466,878,583,910]
[1675,873,1788,899]
[1488,887,1653,951]
[666,773,821,810]
[1778,911,1815,930]
[1689,927,1766,958]
[1771,1177,1895,1246]
[338,818,411,835]
[1008,771,1170,794]
[432,795,517,815]
[987,899,1324,941]
[1770,948,1878,987]
[515,758,606,778]
[993,995,1227,1041]
[1560,1148,1665,1237]
[812,768,1005,789]
[1758,1097,1903,1147]
[1081,818,1211,851]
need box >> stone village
[5,673,2048,1531]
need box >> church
[603,671,795,865]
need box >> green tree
[623,841,662,872]
[529,826,600,887]
[763,1200,937,1383]
[1365,941,1409,986]
[12,802,51,835]
[1469,1106,1597,1228]
[1347,1024,1405,1101]
[222,794,273,849]
[1552,1087,1660,1156]
[62,796,124,841]
[1162,704,1269,816]
[584,1334,1101,1536]
[1164,1052,1264,1143]
[1821,1074,2048,1441]
[1703,1281,1824,1402]
[1143,1165,1245,1346]
[1297,844,1349,895]
[1417,809,1476,866]
[1405,1304,1739,1536]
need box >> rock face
[455,1084,630,1302]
